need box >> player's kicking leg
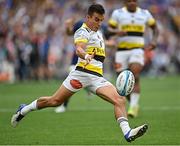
[124,124,148,142]
[96,84,148,143]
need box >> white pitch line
[0,106,180,112]
[1,145,180,146]
[0,144,180,146]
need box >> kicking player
[11,3,148,142]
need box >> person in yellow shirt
[11,3,148,142]
[108,0,158,118]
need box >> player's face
[125,0,137,12]
[87,12,104,32]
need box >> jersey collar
[123,6,140,13]
[82,23,91,32]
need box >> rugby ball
[116,70,135,96]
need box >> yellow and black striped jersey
[74,23,105,77]
[108,7,156,50]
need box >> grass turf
[0,75,180,145]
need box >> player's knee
[114,95,126,107]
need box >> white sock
[117,117,131,135]
[129,93,140,108]
[20,100,38,115]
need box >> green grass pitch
[0,75,180,145]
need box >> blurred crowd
[0,0,179,83]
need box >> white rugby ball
[116,70,135,96]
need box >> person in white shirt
[11,3,148,142]
[108,0,158,118]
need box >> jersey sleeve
[145,10,156,26]
[108,10,119,28]
[74,28,89,44]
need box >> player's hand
[85,52,96,64]
[65,18,74,35]
[145,42,157,50]
[83,51,96,68]
[65,18,74,27]
[144,49,154,64]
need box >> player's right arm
[75,42,95,64]
[108,10,127,36]
[74,28,95,64]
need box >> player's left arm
[148,23,159,50]
[145,10,159,50]
[74,28,96,64]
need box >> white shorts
[115,48,144,71]
[63,70,112,93]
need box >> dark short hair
[124,0,138,3]
[87,3,105,16]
